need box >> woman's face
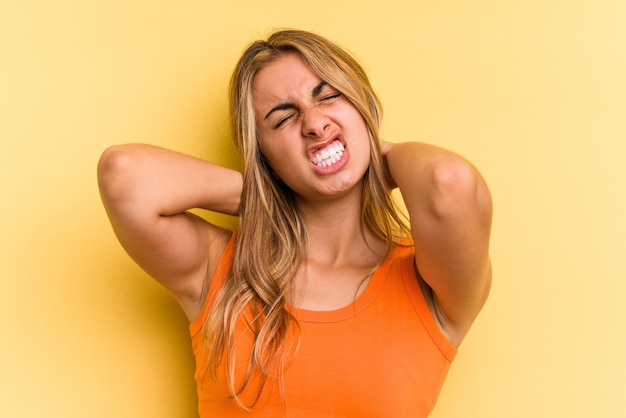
[252,53,371,203]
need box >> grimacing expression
[252,53,371,202]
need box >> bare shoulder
[179,223,233,321]
[204,225,234,292]
[387,143,492,348]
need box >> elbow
[428,157,492,224]
[97,145,137,204]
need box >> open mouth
[311,140,345,167]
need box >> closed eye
[313,81,342,104]
[274,113,296,129]
[321,92,342,102]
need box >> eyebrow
[311,80,328,98]
[263,81,329,120]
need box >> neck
[296,191,384,267]
[290,192,388,311]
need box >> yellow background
[2,1,625,416]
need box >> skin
[98,52,492,348]
[383,140,492,346]
[252,53,371,204]
[252,53,388,311]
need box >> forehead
[252,53,321,104]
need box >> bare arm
[97,144,242,320]
[383,140,492,347]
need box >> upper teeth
[313,143,345,167]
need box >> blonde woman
[98,29,492,417]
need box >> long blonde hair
[202,29,410,408]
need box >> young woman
[98,29,492,417]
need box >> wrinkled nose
[302,107,330,138]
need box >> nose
[301,107,330,138]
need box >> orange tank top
[189,236,457,417]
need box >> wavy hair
[202,29,410,408]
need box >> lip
[309,137,349,175]
[307,135,345,160]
